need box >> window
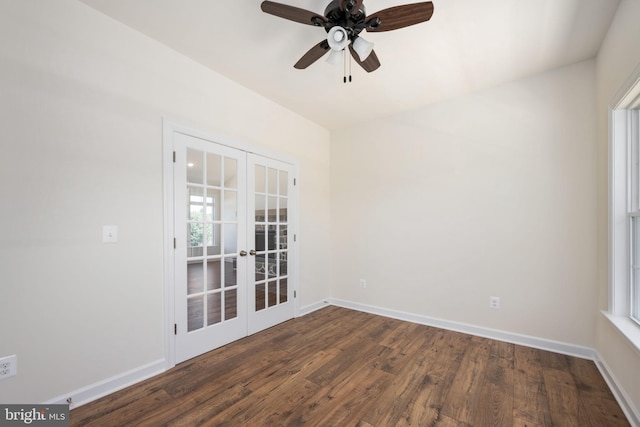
[629,111,640,325]
[632,214,640,323]
[609,71,640,346]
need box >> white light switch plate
[102,225,118,243]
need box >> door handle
[239,250,247,257]
[249,249,256,256]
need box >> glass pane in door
[184,146,240,333]
[251,160,291,318]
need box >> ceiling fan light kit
[328,26,349,51]
[352,36,374,61]
[260,0,434,80]
[325,49,345,66]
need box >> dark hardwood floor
[71,306,630,426]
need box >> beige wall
[0,0,331,404]
[2,0,639,417]
[596,0,640,414]
[331,59,598,347]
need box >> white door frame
[162,119,300,368]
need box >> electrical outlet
[489,296,500,309]
[359,279,367,289]
[0,355,17,379]
[102,225,118,243]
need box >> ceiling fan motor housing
[324,0,367,39]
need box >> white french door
[171,132,296,364]
[248,155,295,335]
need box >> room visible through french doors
[172,132,296,364]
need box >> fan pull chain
[349,49,352,83]
[342,48,353,83]
[343,48,347,83]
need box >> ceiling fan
[261,0,434,76]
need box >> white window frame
[607,63,640,351]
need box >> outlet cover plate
[0,355,17,379]
[489,296,501,309]
[102,225,118,243]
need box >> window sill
[602,311,640,355]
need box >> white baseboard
[44,359,166,409]
[299,299,331,316]
[595,352,640,427]
[330,298,596,359]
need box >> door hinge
[294,290,297,298]
[294,234,297,242]
[174,324,177,335]
[173,151,176,163]
[173,238,176,249]
[294,178,297,186]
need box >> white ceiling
[79,0,620,130]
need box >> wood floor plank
[512,368,553,426]
[403,331,493,426]
[390,330,458,426]
[513,416,545,427]
[281,348,393,426]
[440,337,491,423]
[471,361,514,426]
[543,367,580,427]
[70,307,631,427]
[577,394,632,427]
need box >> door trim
[162,119,300,368]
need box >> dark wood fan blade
[339,0,364,15]
[366,2,434,32]
[294,40,331,69]
[349,45,381,73]
[261,1,328,26]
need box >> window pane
[279,278,288,304]
[633,272,640,322]
[255,283,265,311]
[206,153,222,187]
[255,255,266,282]
[188,296,204,331]
[187,149,203,184]
[279,171,288,196]
[279,198,288,223]
[268,225,277,251]
[224,191,237,221]
[255,225,266,253]
[268,168,277,195]
[268,281,277,307]
[188,223,204,258]
[268,252,277,278]
[255,165,266,193]
[207,293,221,326]
[633,217,640,322]
[279,252,288,276]
[187,261,203,295]
[255,195,266,222]
[206,189,220,221]
[268,197,277,223]
[225,158,237,189]
[224,224,237,254]
[206,224,221,256]
[278,225,288,250]
[188,186,204,221]
[224,257,237,287]
[225,289,237,320]
[207,259,221,290]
